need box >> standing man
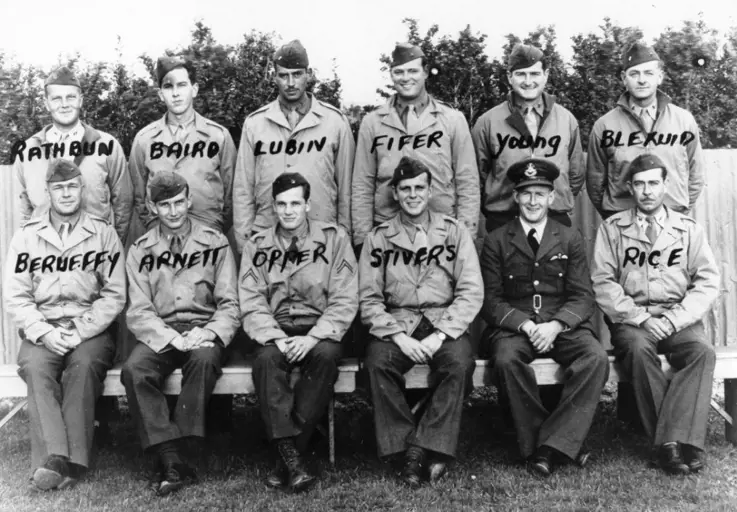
[129,56,236,234]
[233,40,355,254]
[4,160,126,490]
[472,44,584,232]
[352,43,479,250]
[587,42,705,219]
[480,158,608,476]
[239,172,358,492]
[122,172,240,495]
[360,157,482,487]
[13,66,132,243]
[591,153,719,475]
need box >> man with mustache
[587,42,705,219]
[472,44,584,233]
[352,43,479,253]
[233,40,355,255]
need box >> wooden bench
[3,347,737,463]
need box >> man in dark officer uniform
[122,172,240,496]
[480,158,609,476]
[239,172,358,492]
[4,160,126,490]
[129,56,237,235]
[359,156,482,487]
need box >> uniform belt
[533,294,542,314]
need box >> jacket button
[534,262,539,267]
[558,273,563,277]
[533,280,540,286]
[509,275,513,279]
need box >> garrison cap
[391,43,425,67]
[149,171,188,203]
[45,66,81,90]
[508,44,544,72]
[390,156,432,187]
[46,159,82,183]
[622,42,660,70]
[507,158,559,190]
[272,172,311,198]
[627,153,668,180]
[156,56,190,86]
[274,40,309,69]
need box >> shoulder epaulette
[246,104,270,119]
[316,99,346,117]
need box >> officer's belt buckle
[533,294,542,313]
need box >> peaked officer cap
[507,158,559,190]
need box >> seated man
[592,153,719,475]
[122,172,239,495]
[239,172,358,492]
[480,158,609,476]
[359,156,482,487]
[4,160,126,490]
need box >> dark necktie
[527,228,539,254]
[645,217,658,245]
[286,236,300,263]
[170,235,183,254]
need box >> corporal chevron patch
[242,268,259,283]
[337,259,354,275]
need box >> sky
[1,0,735,105]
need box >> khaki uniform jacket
[13,123,133,243]
[4,211,126,343]
[359,212,482,340]
[126,219,240,353]
[352,96,480,246]
[587,91,705,216]
[591,208,719,331]
[239,220,358,344]
[471,92,584,215]
[233,95,355,253]
[129,112,236,233]
[480,218,595,334]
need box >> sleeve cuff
[500,309,533,332]
[25,321,55,344]
[552,308,585,330]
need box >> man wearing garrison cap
[233,39,355,255]
[352,42,479,250]
[479,157,608,476]
[129,55,237,235]
[587,42,705,219]
[13,65,133,243]
[4,159,126,490]
[239,172,357,492]
[359,156,482,487]
[472,43,584,233]
[122,171,239,496]
[592,153,719,475]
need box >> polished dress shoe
[157,462,197,496]
[33,454,69,490]
[400,446,426,488]
[657,443,689,475]
[277,438,315,492]
[266,457,288,488]
[681,444,706,473]
[528,446,555,477]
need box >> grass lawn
[2,386,737,512]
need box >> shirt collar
[47,122,84,144]
[49,210,81,234]
[519,217,547,240]
[395,90,430,116]
[159,218,192,244]
[278,94,312,117]
[636,207,667,228]
[166,110,196,129]
[630,98,658,118]
[514,96,544,117]
[399,211,430,237]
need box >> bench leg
[328,397,335,465]
[724,380,737,444]
[0,399,28,430]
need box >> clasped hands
[521,320,566,354]
[39,326,83,356]
[642,316,676,341]
[391,331,444,364]
[171,326,218,352]
[274,335,319,363]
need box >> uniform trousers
[252,339,341,446]
[489,328,609,459]
[17,332,115,469]
[121,339,224,450]
[365,334,475,458]
[610,322,715,449]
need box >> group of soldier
[3,35,720,497]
